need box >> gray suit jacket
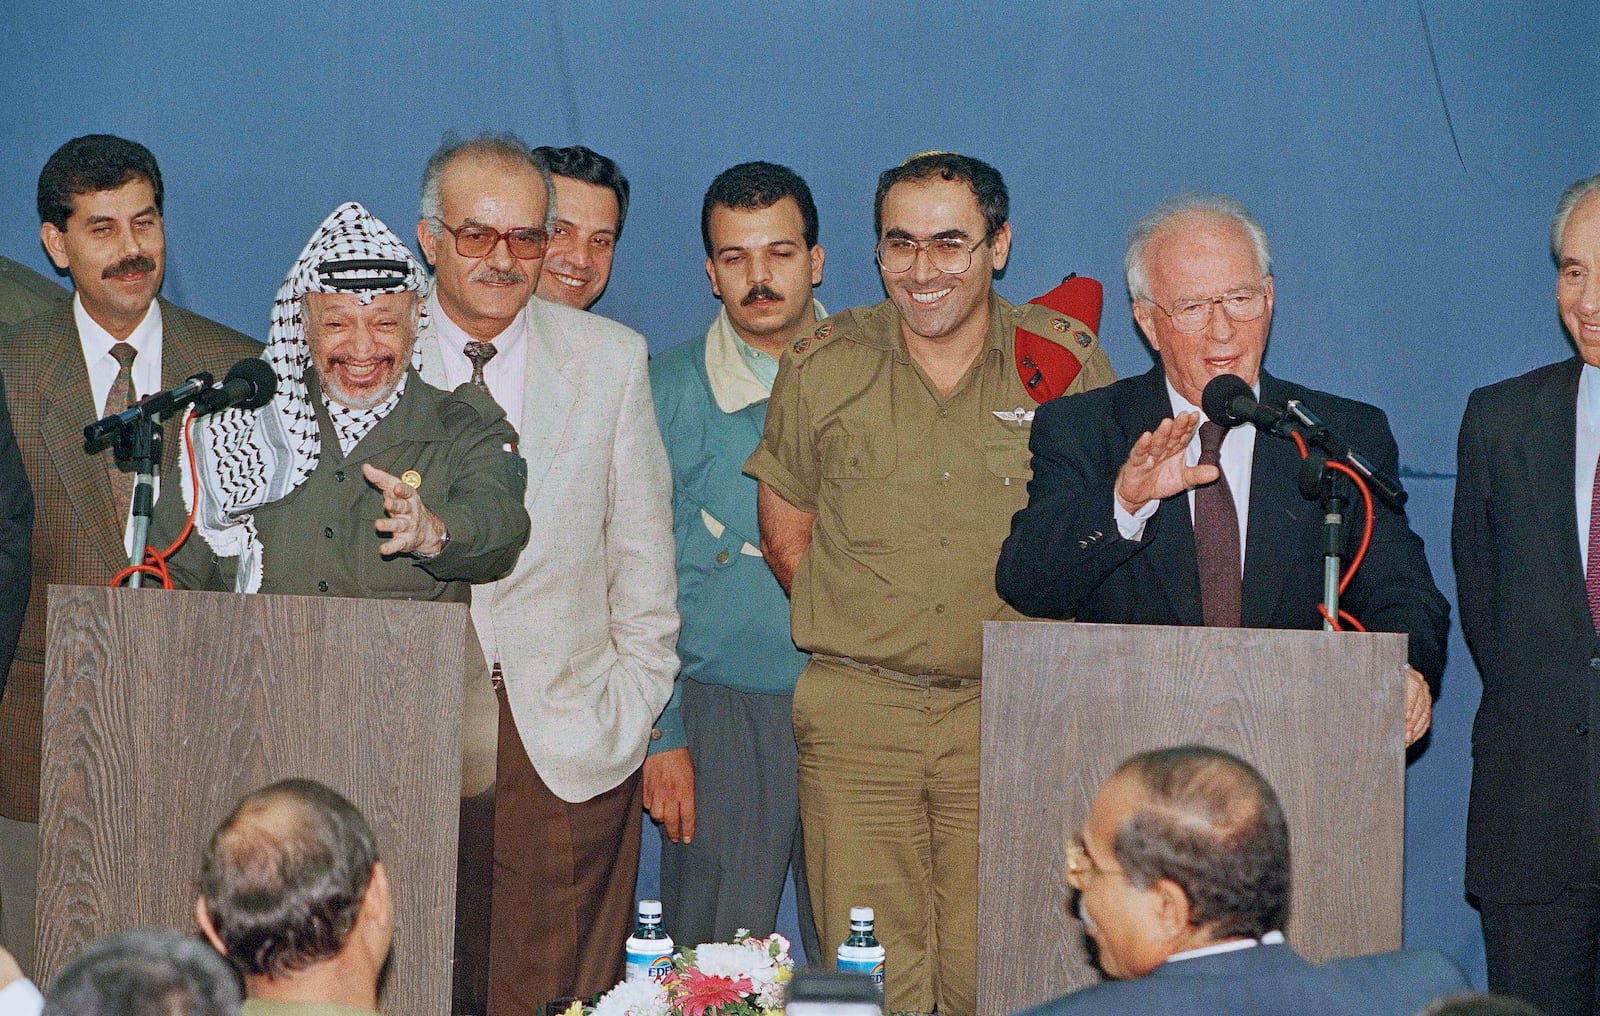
[421,295,678,803]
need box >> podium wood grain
[38,586,466,1016]
[978,621,1405,1015]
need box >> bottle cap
[639,899,663,917]
[849,906,874,923]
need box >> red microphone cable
[110,408,202,590]
[1288,430,1374,632]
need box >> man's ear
[1150,877,1194,940]
[416,220,438,268]
[1131,300,1160,352]
[194,897,228,957]
[362,861,393,933]
[705,256,720,300]
[809,243,826,287]
[41,223,69,271]
[990,223,1012,272]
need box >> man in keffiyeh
[150,201,528,1015]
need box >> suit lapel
[1127,368,1204,624]
[36,305,127,574]
[1242,372,1311,626]
[1539,358,1589,629]
[519,298,577,503]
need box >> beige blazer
[420,296,679,803]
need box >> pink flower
[670,968,754,1016]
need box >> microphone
[1201,374,1291,434]
[194,358,277,414]
[84,372,213,447]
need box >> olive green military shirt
[746,292,1114,680]
[0,255,67,327]
[155,371,529,598]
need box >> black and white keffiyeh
[181,201,429,592]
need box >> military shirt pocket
[983,435,1033,484]
[820,432,898,549]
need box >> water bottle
[625,900,674,982]
[835,906,885,993]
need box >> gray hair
[1126,193,1272,302]
[419,131,555,234]
[1552,174,1600,260]
[44,928,242,1016]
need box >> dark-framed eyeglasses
[1147,284,1269,334]
[434,220,549,260]
[875,234,991,275]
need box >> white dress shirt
[1114,379,1257,572]
[1576,363,1600,566]
[76,293,163,416]
[1166,929,1286,965]
[0,976,43,1016]
[426,291,528,435]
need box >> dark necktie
[1587,452,1600,631]
[464,341,498,392]
[104,342,138,523]
[1195,421,1242,628]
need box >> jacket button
[715,550,731,565]
[1578,723,1591,736]
[335,470,346,482]
[317,580,329,592]
[650,728,662,741]
[323,527,334,539]
[1590,655,1600,670]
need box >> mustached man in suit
[0,135,258,972]
[1019,745,1468,1016]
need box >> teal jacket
[648,329,809,753]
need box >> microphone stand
[1282,399,1407,629]
[110,415,161,588]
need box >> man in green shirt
[197,780,390,1016]
[0,256,65,328]
[746,152,1115,1014]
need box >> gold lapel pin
[400,470,422,490]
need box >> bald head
[197,779,380,979]
[1109,745,1291,940]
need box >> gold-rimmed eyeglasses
[1066,834,1126,890]
[875,234,990,274]
[1146,284,1268,334]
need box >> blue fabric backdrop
[5,0,1598,986]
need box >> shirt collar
[1163,375,1260,423]
[1166,930,1286,964]
[704,298,825,414]
[427,290,527,363]
[1581,362,1600,430]
[883,289,1010,363]
[75,291,162,362]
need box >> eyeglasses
[435,220,549,260]
[875,234,990,274]
[1147,284,1269,334]
[1065,834,1125,890]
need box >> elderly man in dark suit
[1018,745,1469,1016]
[996,193,1447,747]
[1454,173,1600,1016]
[0,134,258,972]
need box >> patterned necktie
[1195,421,1242,628]
[104,342,138,523]
[1587,452,1600,631]
[464,341,498,392]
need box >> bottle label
[625,948,674,983]
[836,955,885,990]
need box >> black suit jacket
[1015,943,1468,1016]
[996,366,1449,686]
[0,368,32,697]
[1453,356,1600,904]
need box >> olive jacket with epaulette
[154,369,530,600]
[745,292,1114,680]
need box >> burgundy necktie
[1195,421,1242,628]
[464,341,498,392]
[1586,452,1600,631]
[104,342,138,523]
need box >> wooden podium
[977,620,1407,1015]
[36,586,468,1016]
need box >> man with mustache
[746,152,1115,1013]
[0,134,258,971]
[532,146,628,311]
[644,162,825,960]
[412,133,677,1015]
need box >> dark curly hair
[873,151,1007,241]
[37,135,163,230]
[701,161,819,257]
[1111,745,1291,940]
[198,779,379,979]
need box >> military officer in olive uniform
[746,152,1115,1015]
